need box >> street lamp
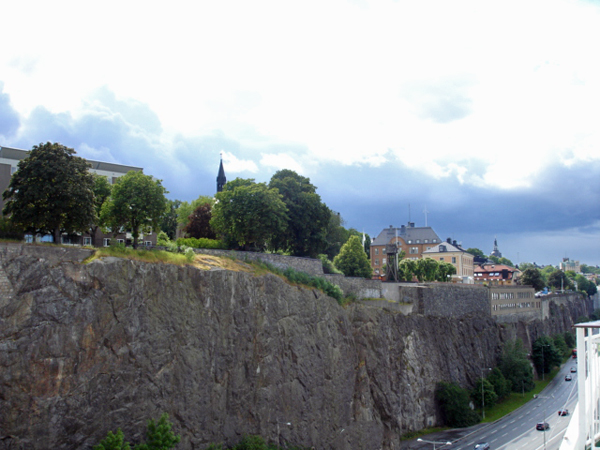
[417,438,452,449]
[480,367,492,419]
[537,394,554,450]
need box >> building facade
[474,263,521,285]
[423,238,474,281]
[370,223,442,276]
[0,145,156,247]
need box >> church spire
[216,153,226,193]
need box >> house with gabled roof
[370,222,441,276]
[423,238,474,281]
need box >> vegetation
[269,170,330,258]
[498,339,535,392]
[318,254,342,274]
[161,199,182,241]
[94,413,180,450]
[211,178,288,251]
[397,258,456,282]
[518,267,546,291]
[3,142,96,243]
[333,235,372,278]
[101,171,168,249]
[183,202,216,239]
[532,335,563,377]
[204,434,310,450]
[89,174,113,247]
[176,237,227,249]
[470,378,498,412]
[435,381,480,427]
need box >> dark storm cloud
[0,83,20,138]
[400,76,475,123]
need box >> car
[474,443,490,450]
[565,375,572,381]
[558,409,569,416]
[571,366,577,373]
[536,422,550,431]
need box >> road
[407,360,579,450]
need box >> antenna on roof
[423,205,429,227]
[408,203,411,223]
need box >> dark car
[558,409,569,416]
[565,375,572,381]
[474,443,490,450]
[536,422,550,430]
[571,366,577,373]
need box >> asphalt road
[405,360,579,450]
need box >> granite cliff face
[0,246,588,450]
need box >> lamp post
[537,394,554,450]
[417,438,452,450]
[480,367,492,419]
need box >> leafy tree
[333,235,372,278]
[519,267,546,291]
[135,413,180,450]
[564,331,576,349]
[323,211,349,260]
[101,171,168,249]
[94,429,131,450]
[489,255,515,267]
[471,378,498,412]
[2,142,95,243]
[547,270,573,291]
[183,202,216,239]
[160,199,181,240]
[318,254,342,274]
[0,217,24,241]
[398,259,417,282]
[88,174,113,246]
[417,258,439,282]
[176,196,214,227]
[532,336,563,377]
[436,262,457,282]
[210,179,288,251]
[269,170,330,258]
[466,248,485,258]
[435,381,480,427]
[499,339,534,392]
[487,367,511,400]
[553,333,570,358]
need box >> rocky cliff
[0,245,590,450]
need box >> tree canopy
[269,170,330,257]
[466,248,485,258]
[183,202,216,239]
[498,339,534,392]
[210,178,288,251]
[518,267,546,291]
[2,142,96,243]
[333,235,372,278]
[532,336,563,377]
[101,171,168,249]
[88,174,113,246]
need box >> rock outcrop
[0,245,590,450]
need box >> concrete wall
[322,274,382,299]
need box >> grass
[481,365,564,423]
[400,427,447,441]
[92,246,191,265]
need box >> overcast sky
[2,0,600,266]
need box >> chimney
[447,238,452,244]
[453,240,457,246]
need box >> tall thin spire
[216,153,226,193]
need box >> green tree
[88,174,113,247]
[269,170,330,258]
[553,333,570,358]
[547,270,573,291]
[417,258,439,282]
[398,259,417,282]
[176,195,214,227]
[161,199,181,240]
[435,381,480,427]
[135,413,180,450]
[2,142,95,243]
[436,262,457,282]
[183,202,216,239]
[499,339,534,392]
[487,367,511,400]
[532,336,562,377]
[519,267,546,291]
[333,235,372,278]
[564,331,576,349]
[471,378,498,413]
[323,211,349,260]
[210,179,288,251]
[466,248,485,258]
[101,171,168,249]
[94,429,131,450]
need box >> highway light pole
[537,394,554,450]
[480,367,492,419]
[416,438,452,450]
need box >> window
[452,257,456,264]
[11,166,17,174]
[416,239,420,243]
[407,240,412,244]
[432,239,437,243]
[440,257,444,261]
[103,238,111,247]
[145,241,152,247]
[410,247,418,254]
[375,248,379,255]
[83,237,92,246]
[424,239,428,243]
[117,239,125,245]
[375,258,379,265]
[382,258,387,265]
[426,247,431,250]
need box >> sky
[1,0,600,266]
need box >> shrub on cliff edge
[435,381,480,427]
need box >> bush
[176,237,227,249]
[318,254,342,274]
[94,429,131,450]
[157,231,170,247]
[435,381,480,427]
